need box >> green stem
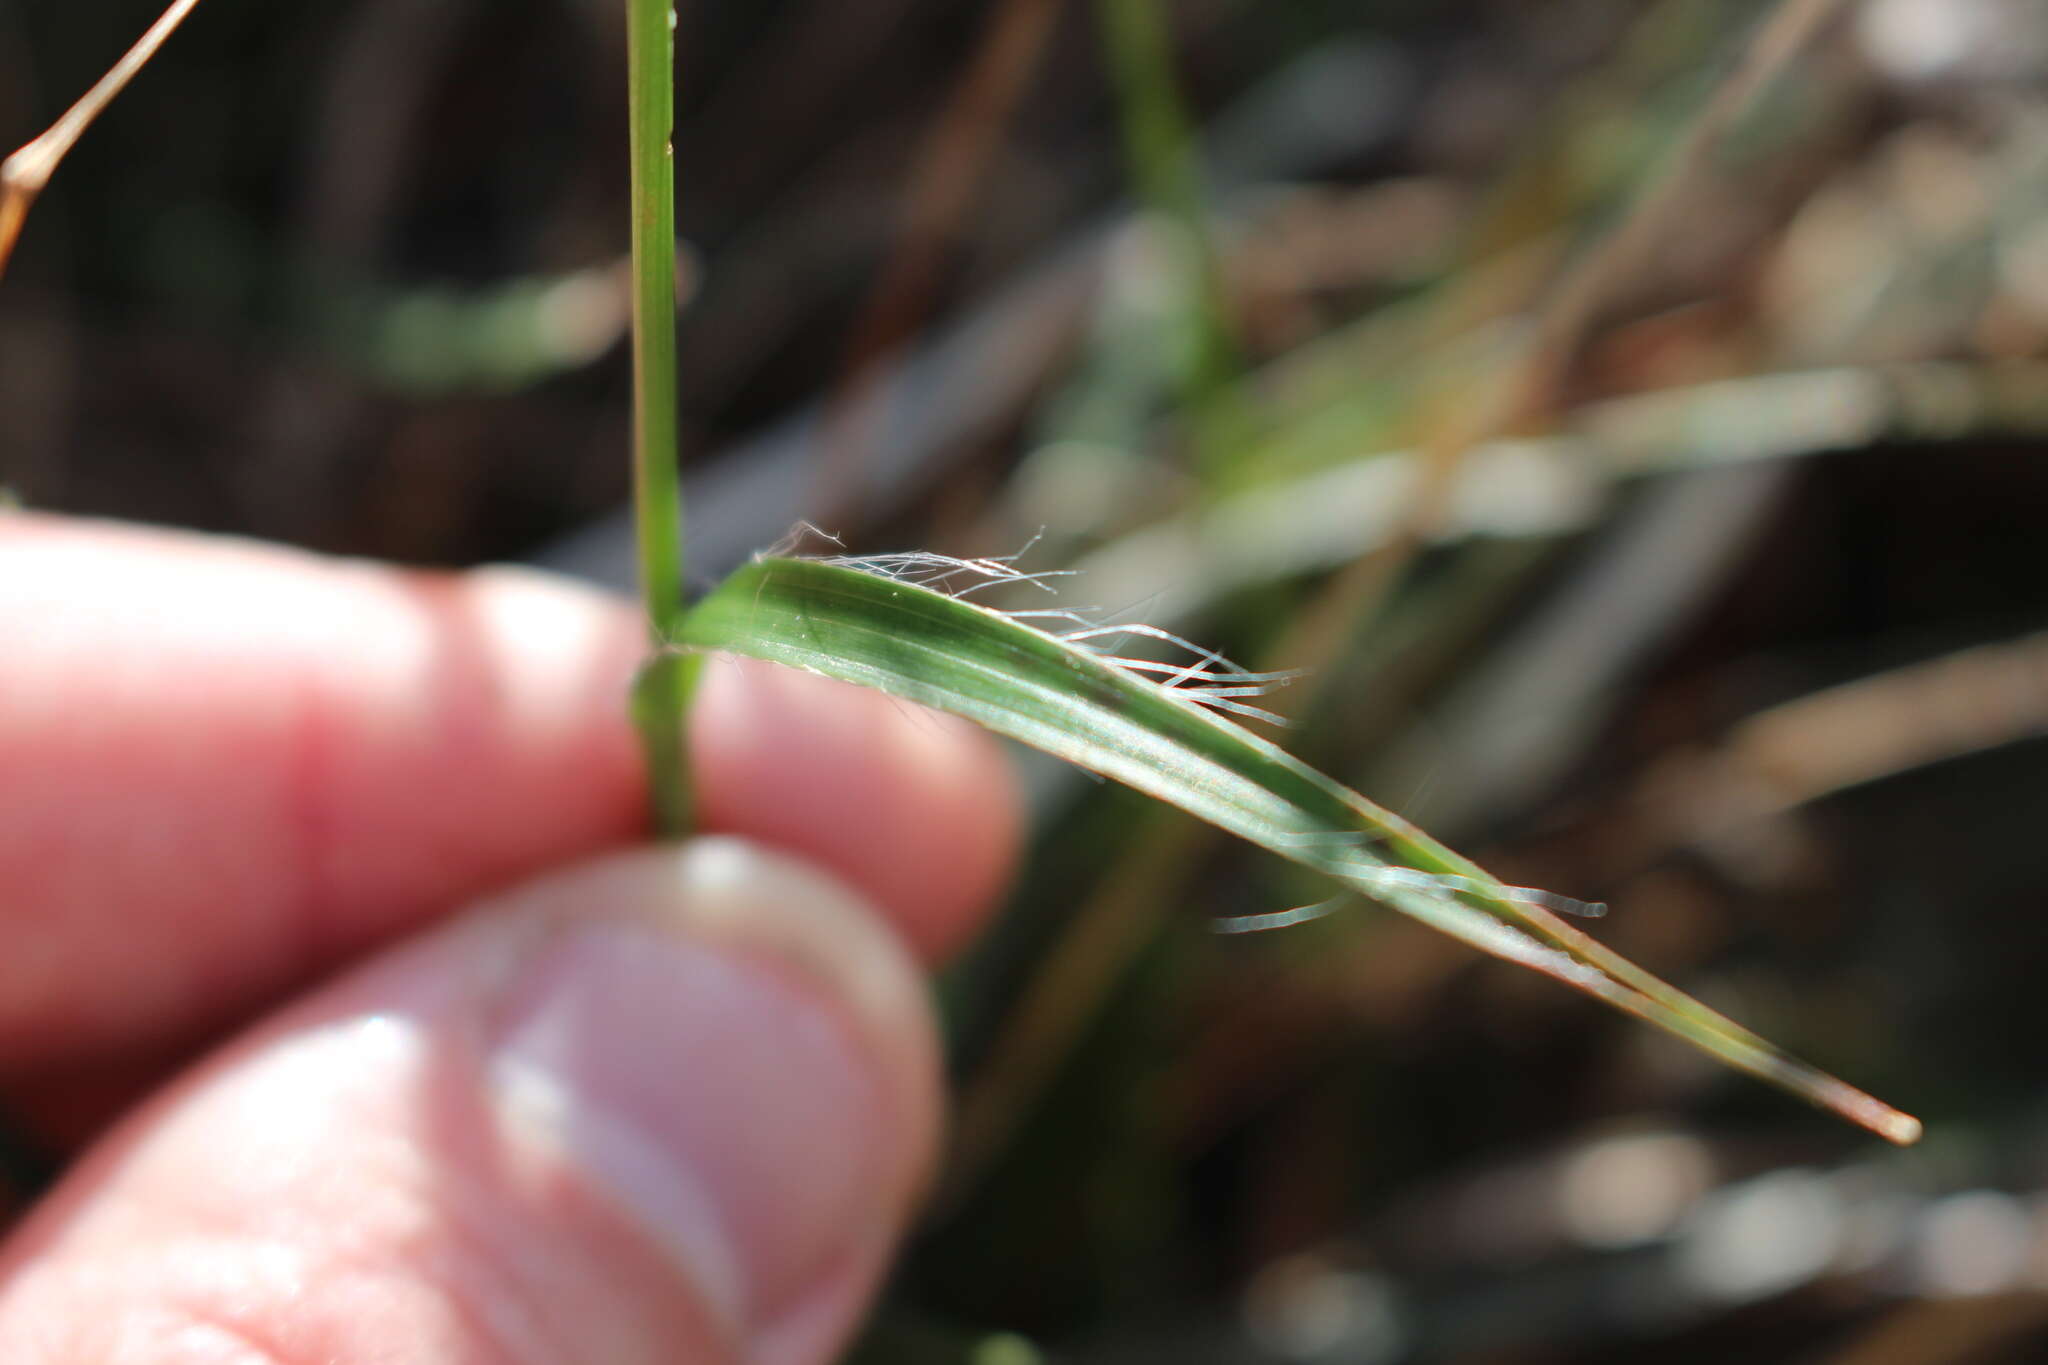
[625,0,693,836]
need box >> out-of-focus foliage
[8,0,2048,1361]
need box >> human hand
[0,513,1020,1362]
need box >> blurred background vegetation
[8,0,2048,1360]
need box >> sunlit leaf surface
[677,555,1920,1144]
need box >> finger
[0,840,939,1365]
[691,652,1019,963]
[0,514,1019,1083]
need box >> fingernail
[484,840,938,1339]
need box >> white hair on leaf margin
[778,526,1605,932]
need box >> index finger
[0,514,1019,1085]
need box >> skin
[0,513,1023,1363]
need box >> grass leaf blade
[677,555,1920,1145]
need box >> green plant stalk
[1092,0,1248,477]
[625,0,694,836]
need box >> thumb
[0,839,943,1365]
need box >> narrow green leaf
[676,555,1920,1145]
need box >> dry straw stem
[1479,0,1855,442]
[0,0,206,284]
[943,357,2034,1190]
[1609,627,2048,885]
[946,0,1866,1185]
[1269,0,1857,689]
[817,0,1065,524]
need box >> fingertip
[0,518,640,1071]
[0,841,943,1365]
[0,515,1020,1087]
[690,655,1022,962]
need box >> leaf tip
[1817,1076,1921,1146]
[1873,1108,1924,1147]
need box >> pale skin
[0,513,1023,1363]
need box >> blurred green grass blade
[1092,0,1249,475]
[676,556,1920,1146]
